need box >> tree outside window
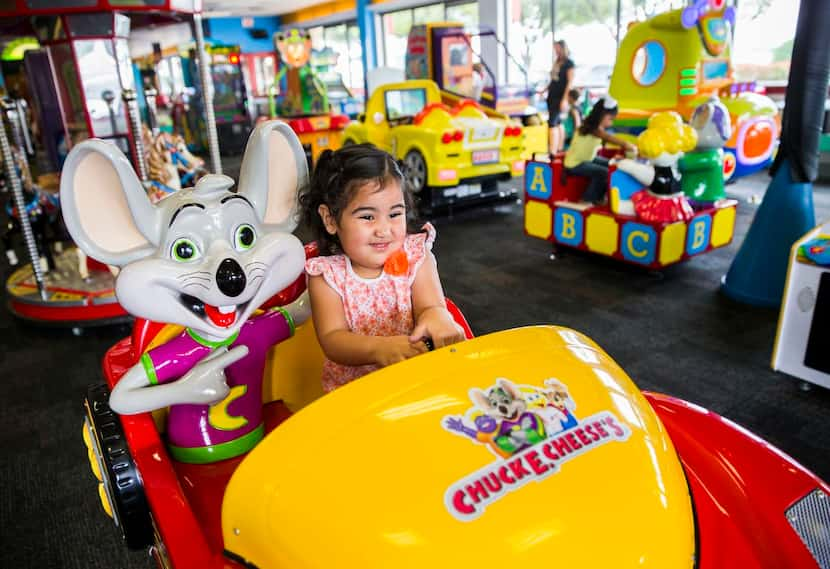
[732,0,797,82]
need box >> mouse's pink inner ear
[265,128,300,228]
[63,143,157,266]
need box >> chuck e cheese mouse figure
[60,121,311,464]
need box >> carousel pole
[5,99,31,177]
[0,102,46,299]
[192,13,222,175]
[144,87,159,135]
[15,99,34,156]
[122,88,149,182]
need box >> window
[620,0,686,25]
[632,40,666,86]
[446,2,477,28]
[732,0,797,82]
[506,0,552,87]
[302,22,364,95]
[556,0,617,88]
[382,8,414,70]
[385,88,427,121]
[413,4,443,24]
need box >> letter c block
[621,222,656,265]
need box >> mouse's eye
[171,238,200,262]
[234,224,256,251]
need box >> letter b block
[685,214,712,256]
[554,208,584,246]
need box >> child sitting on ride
[616,111,698,222]
[300,144,466,392]
[563,96,636,204]
[563,88,583,147]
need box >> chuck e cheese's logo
[442,330,631,521]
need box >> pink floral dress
[305,223,436,392]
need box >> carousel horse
[144,128,206,204]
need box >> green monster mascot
[679,96,732,203]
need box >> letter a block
[525,162,552,201]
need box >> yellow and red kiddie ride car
[83,300,830,568]
[608,2,779,181]
[405,22,548,158]
[343,79,525,210]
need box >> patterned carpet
[1,165,829,568]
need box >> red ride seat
[551,152,588,203]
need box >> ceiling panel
[202,0,326,17]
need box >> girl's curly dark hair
[299,143,420,255]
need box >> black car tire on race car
[403,149,428,194]
[84,384,154,550]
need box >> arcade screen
[702,59,729,81]
[211,58,246,123]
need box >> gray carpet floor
[1,167,829,568]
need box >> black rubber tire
[403,149,428,194]
[85,384,154,550]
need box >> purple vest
[140,308,293,463]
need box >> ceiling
[201,0,325,18]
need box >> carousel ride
[1,0,222,327]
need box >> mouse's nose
[216,258,246,297]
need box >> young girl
[300,144,466,392]
[563,97,636,204]
[563,88,582,147]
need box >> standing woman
[545,40,575,155]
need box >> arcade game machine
[405,22,548,157]
[240,50,277,121]
[186,43,251,156]
[266,29,348,167]
[0,0,202,327]
[608,0,779,182]
[773,220,830,390]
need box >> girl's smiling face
[319,179,407,278]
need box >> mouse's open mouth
[179,293,250,328]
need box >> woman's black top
[546,58,575,111]
[651,165,681,195]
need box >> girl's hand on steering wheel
[410,307,466,350]
[373,336,428,367]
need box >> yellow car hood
[222,326,695,568]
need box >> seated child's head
[300,144,415,271]
[567,88,581,105]
[578,96,618,134]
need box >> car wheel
[403,150,428,194]
[83,384,153,550]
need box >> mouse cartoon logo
[61,121,310,464]
[444,378,547,458]
[443,376,631,520]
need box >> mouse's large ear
[60,139,162,266]
[236,120,308,233]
